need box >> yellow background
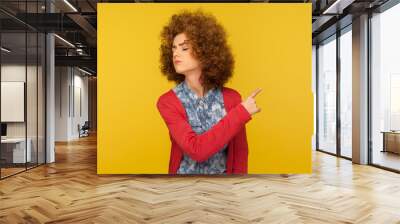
[97,3,312,174]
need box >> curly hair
[159,10,234,91]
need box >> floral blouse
[173,81,228,174]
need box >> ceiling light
[1,47,11,53]
[63,0,78,12]
[54,34,75,48]
[77,67,93,76]
[322,0,354,15]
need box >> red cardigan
[157,87,252,174]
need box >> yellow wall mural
[98,3,313,174]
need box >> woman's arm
[157,96,251,162]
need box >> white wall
[55,67,70,141]
[55,67,89,141]
[72,72,89,138]
[1,65,26,135]
[1,65,40,137]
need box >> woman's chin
[174,69,186,75]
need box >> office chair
[79,121,90,138]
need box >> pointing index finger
[249,88,262,99]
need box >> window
[371,2,400,171]
[339,28,352,158]
[318,35,337,154]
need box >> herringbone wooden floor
[1,134,400,224]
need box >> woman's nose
[173,51,179,58]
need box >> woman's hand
[241,88,262,116]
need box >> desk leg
[382,133,386,153]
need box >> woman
[157,10,262,174]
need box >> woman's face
[172,33,201,75]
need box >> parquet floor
[0,133,400,223]
[1,167,26,178]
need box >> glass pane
[318,36,337,154]
[340,29,352,158]
[27,31,38,169]
[38,32,45,165]
[0,1,46,178]
[1,31,27,177]
[26,0,39,170]
[371,3,400,171]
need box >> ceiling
[0,0,97,74]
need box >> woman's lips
[174,60,182,64]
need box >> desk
[381,131,400,154]
[1,138,31,163]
